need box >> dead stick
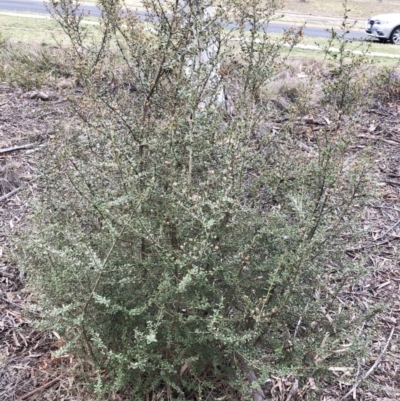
[370,204,400,214]
[0,143,38,154]
[0,186,22,202]
[285,379,298,401]
[375,218,400,241]
[18,376,61,400]
[383,180,400,186]
[340,327,395,401]
[346,239,390,252]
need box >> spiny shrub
[19,0,374,399]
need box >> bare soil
[0,81,400,400]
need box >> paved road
[0,0,367,40]
[0,0,101,14]
[1,0,60,14]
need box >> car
[366,14,400,44]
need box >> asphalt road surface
[1,0,60,14]
[0,0,367,40]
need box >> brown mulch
[320,103,400,401]
[0,84,91,401]
[0,82,400,400]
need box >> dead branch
[370,204,400,213]
[346,239,391,253]
[0,143,38,154]
[375,218,400,241]
[285,378,298,401]
[340,327,395,401]
[383,180,400,186]
[0,186,22,202]
[18,376,61,400]
[0,270,15,278]
[2,296,24,309]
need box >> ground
[0,85,92,401]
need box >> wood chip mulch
[0,84,91,401]
[0,82,399,400]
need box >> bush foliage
[20,0,374,399]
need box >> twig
[0,270,14,278]
[0,186,22,202]
[367,108,393,117]
[0,143,38,154]
[294,303,308,338]
[369,204,400,240]
[2,297,24,309]
[346,239,390,253]
[38,110,60,119]
[375,218,400,241]
[0,100,11,107]
[18,376,61,400]
[370,204,400,214]
[383,180,400,186]
[294,316,302,338]
[340,327,395,400]
[285,379,298,401]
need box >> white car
[366,14,400,44]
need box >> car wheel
[390,27,400,44]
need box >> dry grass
[0,39,75,89]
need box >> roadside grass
[0,14,68,45]
[0,13,99,89]
[1,9,399,86]
[288,46,400,66]
[82,0,399,24]
[82,0,399,19]
[283,0,399,18]
[276,15,365,31]
[298,34,400,56]
[0,13,101,45]
[239,30,400,65]
[83,0,143,8]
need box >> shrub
[19,0,374,399]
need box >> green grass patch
[0,14,68,45]
[0,13,100,45]
[288,45,400,67]
[83,0,144,9]
[300,34,400,55]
